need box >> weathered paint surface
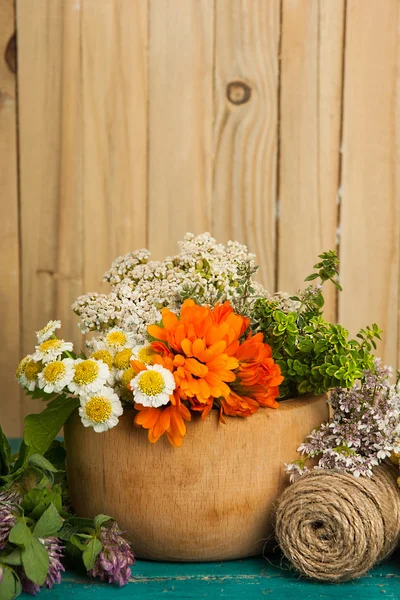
[20,554,400,599]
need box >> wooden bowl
[64,395,328,562]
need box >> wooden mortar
[64,394,328,562]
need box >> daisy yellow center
[73,360,99,385]
[39,339,62,353]
[106,331,127,347]
[138,371,165,396]
[120,367,134,388]
[85,396,112,423]
[91,350,113,370]
[43,361,66,383]
[114,349,132,370]
[16,357,29,378]
[137,346,156,365]
[25,360,42,381]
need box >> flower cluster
[19,537,65,595]
[16,321,125,433]
[89,522,135,586]
[131,299,283,446]
[286,360,400,481]
[72,232,266,343]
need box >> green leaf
[304,273,319,281]
[28,454,58,473]
[9,521,33,548]
[82,537,102,571]
[1,549,23,566]
[0,566,21,600]
[24,395,79,457]
[22,486,63,519]
[33,503,63,538]
[0,424,11,476]
[94,514,113,531]
[21,538,49,586]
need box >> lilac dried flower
[0,490,21,550]
[286,359,400,481]
[19,537,64,595]
[89,521,134,586]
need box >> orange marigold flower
[148,299,247,418]
[225,332,284,415]
[134,397,191,447]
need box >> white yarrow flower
[131,364,175,408]
[35,320,62,343]
[68,358,110,395]
[37,358,74,393]
[32,338,73,364]
[79,387,123,432]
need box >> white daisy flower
[131,364,175,408]
[37,358,74,394]
[35,320,62,344]
[93,328,135,354]
[68,358,110,395]
[79,387,123,432]
[17,356,43,391]
[32,338,73,364]
[90,350,117,385]
[131,344,157,366]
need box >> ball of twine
[275,463,400,582]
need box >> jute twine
[275,463,400,582]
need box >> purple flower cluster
[19,537,65,595]
[89,522,135,586]
[286,359,400,481]
[0,490,21,549]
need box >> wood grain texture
[64,395,328,562]
[278,0,345,319]
[339,0,400,366]
[81,0,147,293]
[148,0,214,260]
[213,0,280,292]
[17,0,84,420]
[0,0,20,436]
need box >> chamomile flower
[90,349,117,385]
[37,358,74,393]
[32,338,73,364]
[68,358,110,395]
[79,388,123,432]
[131,364,175,408]
[35,320,62,344]
[17,357,43,391]
[131,344,156,366]
[93,328,135,354]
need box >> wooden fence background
[1,0,399,436]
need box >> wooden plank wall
[1,0,399,436]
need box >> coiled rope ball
[275,463,400,582]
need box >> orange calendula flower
[133,299,284,446]
[223,332,284,416]
[134,396,191,447]
[148,299,247,417]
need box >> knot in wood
[5,33,17,74]
[226,81,251,105]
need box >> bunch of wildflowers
[286,359,400,481]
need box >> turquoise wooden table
[7,441,400,599]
